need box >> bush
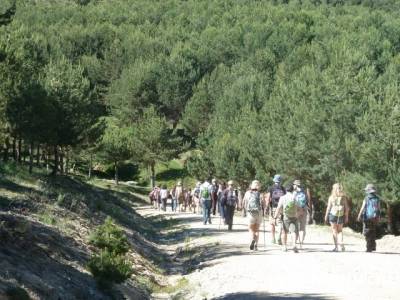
[87,249,132,287]
[88,217,129,255]
[88,217,132,287]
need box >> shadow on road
[212,292,335,300]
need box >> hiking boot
[341,245,345,252]
[250,240,255,250]
[293,247,298,253]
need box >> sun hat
[293,179,301,186]
[365,183,376,194]
[273,174,282,183]
[250,180,260,190]
[227,180,234,185]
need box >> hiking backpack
[247,191,261,213]
[364,194,380,220]
[201,187,210,199]
[284,195,297,218]
[271,185,285,208]
[225,189,238,206]
[295,190,308,208]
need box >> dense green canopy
[1,0,400,210]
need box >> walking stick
[263,210,266,249]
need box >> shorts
[283,217,298,234]
[298,209,308,231]
[269,207,282,225]
[329,213,344,225]
[248,210,262,225]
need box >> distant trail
[147,208,400,300]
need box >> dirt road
[149,209,400,300]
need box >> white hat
[227,180,234,185]
[250,180,260,190]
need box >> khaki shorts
[283,217,298,234]
[269,207,282,225]
[298,209,308,231]
[248,210,262,225]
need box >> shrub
[88,217,132,287]
[88,217,129,255]
[87,249,132,287]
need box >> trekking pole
[263,210,266,249]
[219,211,221,230]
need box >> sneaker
[282,246,288,252]
[332,247,338,252]
[271,238,276,244]
[254,245,258,251]
[250,240,255,250]
[341,245,345,252]
[277,238,282,245]
[293,247,298,253]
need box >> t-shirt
[160,188,168,199]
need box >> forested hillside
[1,0,400,229]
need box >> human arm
[324,197,332,223]
[274,199,283,219]
[357,199,366,222]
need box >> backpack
[284,195,297,218]
[247,191,261,213]
[201,187,210,199]
[330,196,344,217]
[295,190,308,208]
[364,194,380,220]
[225,189,238,206]
[271,185,285,208]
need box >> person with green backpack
[324,183,350,252]
[357,184,380,252]
[274,184,299,253]
[200,178,213,225]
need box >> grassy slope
[0,162,177,299]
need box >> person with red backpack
[265,174,286,245]
[222,180,239,231]
[357,184,380,252]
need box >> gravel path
[152,210,400,300]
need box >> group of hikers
[149,175,381,253]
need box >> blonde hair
[330,183,345,198]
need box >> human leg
[331,223,338,251]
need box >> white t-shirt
[200,181,212,200]
[160,189,168,199]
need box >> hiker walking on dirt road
[357,184,380,252]
[200,179,213,225]
[325,183,349,252]
[211,179,218,216]
[244,180,263,251]
[265,175,286,245]
[293,179,311,249]
[222,180,239,231]
[274,184,299,252]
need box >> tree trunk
[45,148,49,172]
[59,146,64,175]
[3,136,9,161]
[65,148,69,175]
[387,202,393,234]
[12,137,16,161]
[29,141,34,174]
[88,153,93,179]
[17,138,22,163]
[114,161,119,185]
[150,162,156,189]
[36,143,40,166]
[52,145,58,176]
